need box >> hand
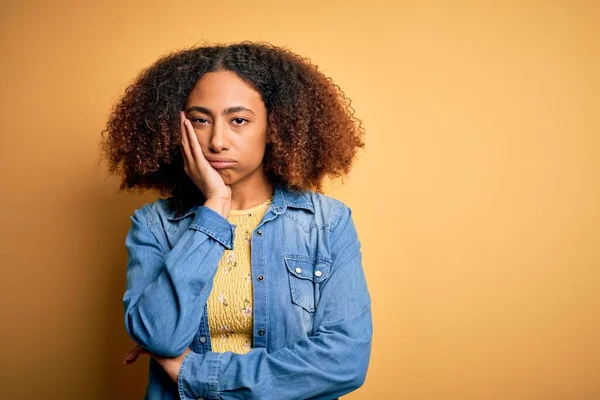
[180,111,231,201]
[123,344,191,383]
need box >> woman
[101,41,372,400]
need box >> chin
[218,172,235,184]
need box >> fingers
[180,112,207,170]
[184,119,205,165]
[180,112,192,172]
[179,111,229,201]
[123,344,149,365]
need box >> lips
[205,156,236,162]
[207,160,236,170]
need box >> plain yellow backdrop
[0,1,598,399]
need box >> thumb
[123,345,148,365]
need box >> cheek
[244,129,268,159]
[253,135,268,157]
[196,133,210,148]
[245,143,266,166]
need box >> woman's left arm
[177,205,373,400]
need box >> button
[295,267,302,274]
[199,336,206,343]
[258,329,265,336]
[257,275,264,281]
[256,230,262,236]
[314,270,322,277]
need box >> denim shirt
[123,184,372,400]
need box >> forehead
[186,70,263,107]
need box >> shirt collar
[164,183,314,221]
[270,183,314,215]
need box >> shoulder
[130,197,189,227]
[302,190,360,260]
[301,190,353,234]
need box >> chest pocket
[284,255,331,313]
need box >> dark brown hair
[100,41,365,215]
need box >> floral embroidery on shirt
[218,292,228,307]
[241,299,252,318]
[207,201,269,354]
[224,251,237,272]
[226,252,237,265]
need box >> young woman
[101,41,372,400]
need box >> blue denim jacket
[123,184,372,399]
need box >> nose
[208,120,228,152]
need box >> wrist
[204,198,230,218]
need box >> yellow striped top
[206,197,272,353]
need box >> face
[184,70,269,187]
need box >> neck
[229,170,274,211]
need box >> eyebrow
[185,105,255,116]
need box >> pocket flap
[284,256,331,283]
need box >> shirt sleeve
[177,204,373,400]
[123,205,236,357]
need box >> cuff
[178,351,222,400]
[189,206,235,250]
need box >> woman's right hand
[180,111,231,216]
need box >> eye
[190,117,210,124]
[232,118,249,125]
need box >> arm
[123,204,235,357]
[177,205,373,400]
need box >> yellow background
[1,1,599,399]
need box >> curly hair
[100,41,365,216]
